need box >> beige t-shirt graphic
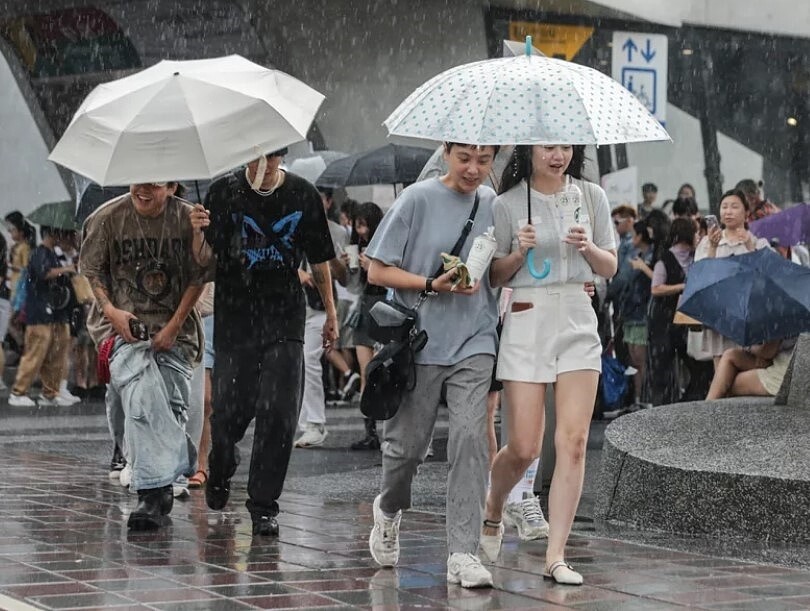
[80,194,213,361]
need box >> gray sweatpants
[380,353,493,555]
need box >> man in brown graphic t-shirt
[81,182,213,531]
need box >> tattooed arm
[87,275,138,343]
[310,261,339,349]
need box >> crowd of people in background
[601,178,805,418]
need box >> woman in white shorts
[480,145,617,586]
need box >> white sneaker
[8,393,36,407]
[369,495,401,567]
[59,381,81,405]
[447,553,493,588]
[119,464,132,488]
[294,423,328,448]
[0,380,8,392]
[479,521,504,562]
[341,372,361,398]
[173,477,190,499]
[503,493,549,541]
[37,395,74,407]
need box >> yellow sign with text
[508,22,594,61]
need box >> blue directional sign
[612,31,668,126]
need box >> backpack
[360,330,427,421]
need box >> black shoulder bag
[362,192,480,421]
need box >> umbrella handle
[527,249,552,279]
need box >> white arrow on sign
[612,31,668,126]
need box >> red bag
[96,335,116,384]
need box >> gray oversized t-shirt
[365,178,498,366]
[492,177,616,287]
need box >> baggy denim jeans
[106,339,197,491]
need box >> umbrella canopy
[316,144,434,189]
[49,55,325,186]
[27,201,78,230]
[286,150,348,184]
[384,53,670,146]
[679,249,810,346]
[750,203,810,247]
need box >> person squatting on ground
[481,144,617,586]
[198,150,338,537]
[366,142,500,588]
[9,225,75,407]
[81,182,212,530]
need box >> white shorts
[496,284,602,384]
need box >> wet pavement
[2,399,810,610]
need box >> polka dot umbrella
[384,38,670,146]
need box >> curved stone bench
[594,398,810,545]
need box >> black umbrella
[75,183,129,226]
[316,143,434,190]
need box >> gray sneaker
[503,493,549,541]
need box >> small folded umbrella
[750,203,810,247]
[679,248,810,346]
[316,144,434,189]
[27,201,78,230]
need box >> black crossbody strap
[431,191,480,279]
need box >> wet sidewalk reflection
[1,447,810,610]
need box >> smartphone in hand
[128,318,149,341]
[704,214,719,231]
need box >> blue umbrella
[679,249,810,346]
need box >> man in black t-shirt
[196,149,337,537]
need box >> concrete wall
[0,41,70,218]
[250,0,489,153]
[590,0,810,38]
[627,104,763,210]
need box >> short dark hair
[40,225,54,240]
[611,205,637,219]
[444,142,501,158]
[669,217,696,247]
[642,182,658,193]
[720,188,751,212]
[672,196,698,218]
[267,147,288,158]
[633,219,652,244]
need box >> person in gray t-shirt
[364,143,500,588]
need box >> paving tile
[1,445,810,611]
[31,590,138,609]
[237,593,343,609]
[151,600,255,610]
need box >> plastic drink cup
[465,227,498,286]
[345,244,360,270]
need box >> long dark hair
[4,211,35,247]
[498,145,586,195]
[350,201,384,246]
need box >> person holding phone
[81,181,213,531]
[695,189,770,366]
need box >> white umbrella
[384,44,670,146]
[49,55,324,186]
[285,150,349,184]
